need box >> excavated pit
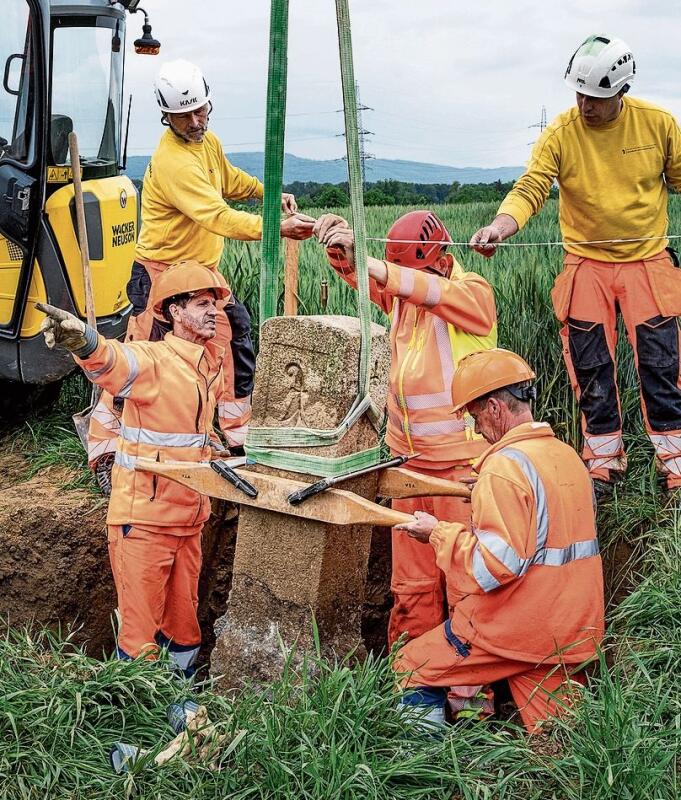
[0,442,636,666]
[0,444,394,662]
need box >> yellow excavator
[0,0,159,416]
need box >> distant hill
[125,152,524,185]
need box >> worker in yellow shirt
[470,35,681,496]
[88,60,314,491]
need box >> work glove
[93,452,115,496]
[35,302,98,357]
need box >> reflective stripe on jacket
[430,422,604,663]
[328,251,497,465]
[76,333,224,530]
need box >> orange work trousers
[87,259,252,465]
[107,524,202,673]
[388,461,473,649]
[395,621,587,733]
[553,251,681,487]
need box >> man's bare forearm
[489,214,519,241]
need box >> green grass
[0,621,678,799]
[3,197,680,797]
[5,372,95,490]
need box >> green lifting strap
[335,0,373,409]
[259,0,288,324]
[246,445,382,478]
[246,0,381,474]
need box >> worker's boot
[657,476,681,499]
[93,452,116,496]
[591,469,625,504]
[655,458,681,498]
[397,686,447,733]
[156,632,200,680]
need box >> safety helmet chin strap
[425,250,453,278]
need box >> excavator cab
[0,0,157,414]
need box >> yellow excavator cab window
[50,20,123,169]
[0,0,32,166]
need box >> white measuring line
[365,234,681,248]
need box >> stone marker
[211,315,390,690]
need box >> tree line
[283,179,559,209]
[130,177,559,211]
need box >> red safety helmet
[385,211,451,270]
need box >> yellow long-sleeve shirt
[497,96,681,261]
[135,129,264,266]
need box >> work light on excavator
[134,18,161,56]
[132,8,161,55]
[113,1,161,55]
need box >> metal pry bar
[286,453,420,506]
[210,459,258,498]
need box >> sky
[122,0,681,169]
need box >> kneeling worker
[38,262,228,675]
[394,348,605,731]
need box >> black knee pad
[126,261,152,317]
[568,317,620,434]
[636,315,681,432]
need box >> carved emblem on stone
[277,362,308,425]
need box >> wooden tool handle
[68,132,96,329]
[135,459,416,527]
[284,238,299,316]
[377,467,472,500]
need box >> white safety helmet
[564,35,635,98]
[154,59,211,114]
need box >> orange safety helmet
[150,260,230,321]
[385,210,451,270]
[451,348,536,413]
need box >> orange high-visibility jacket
[328,252,497,465]
[429,422,604,664]
[75,333,224,531]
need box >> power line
[125,132,343,153]
[527,104,547,145]
[337,81,374,185]
[373,110,530,137]
[208,109,342,121]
